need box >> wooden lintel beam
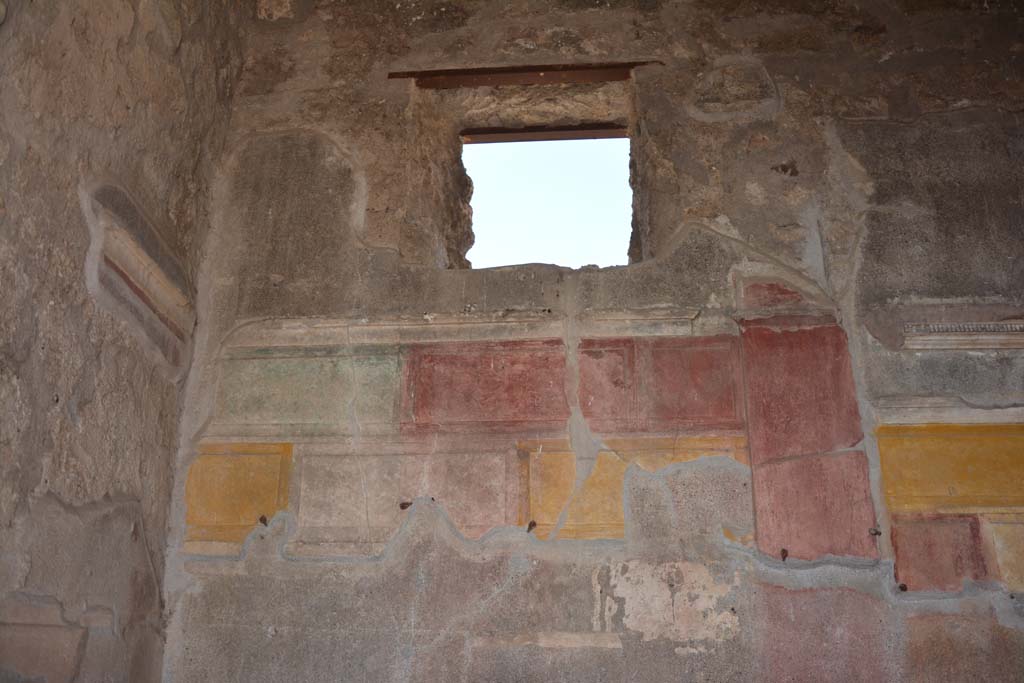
[389,61,658,89]
[460,124,628,144]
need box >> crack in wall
[549,273,606,541]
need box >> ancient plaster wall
[155,2,1024,681]
[159,1,1024,681]
[3,0,1020,681]
[0,1,243,680]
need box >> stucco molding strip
[874,396,1024,425]
[222,308,701,349]
[902,321,1024,349]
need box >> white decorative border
[903,322,1024,350]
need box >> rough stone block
[878,424,1024,513]
[185,443,292,549]
[892,514,988,592]
[986,515,1024,590]
[687,57,780,122]
[402,340,569,430]
[752,585,894,682]
[753,451,878,560]
[742,319,862,464]
[579,336,744,433]
[255,0,312,23]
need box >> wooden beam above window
[388,61,658,89]
[460,123,628,144]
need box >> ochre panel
[523,441,576,540]
[985,514,1024,591]
[185,443,293,545]
[560,452,630,539]
[877,424,1024,514]
[523,435,749,540]
[602,434,750,467]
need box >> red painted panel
[403,340,569,429]
[647,337,742,429]
[741,319,862,465]
[754,450,878,561]
[578,339,636,431]
[892,514,988,592]
[579,336,743,433]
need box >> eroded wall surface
[0,1,243,680]
[156,2,1024,681]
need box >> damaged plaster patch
[596,561,739,645]
[687,57,781,123]
[256,0,296,22]
[745,181,768,206]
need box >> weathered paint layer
[184,443,293,552]
[742,319,862,465]
[753,450,878,560]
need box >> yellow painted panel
[877,424,1024,514]
[186,443,293,543]
[524,435,750,540]
[986,515,1024,590]
[604,434,749,466]
[526,447,575,540]
[561,452,631,539]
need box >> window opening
[462,136,632,269]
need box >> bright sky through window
[463,138,632,269]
